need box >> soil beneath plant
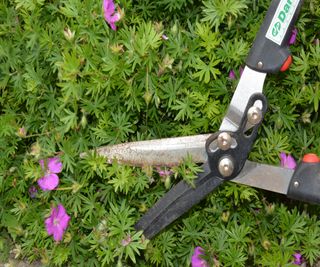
[0,259,42,267]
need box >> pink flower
[293,252,303,265]
[28,186,38,198]
[228,67,243,80]
[103,0,120,31]
[156,167,173,177]
[280,152,296,169]
[289,28,298,45]
[162,34,169,40]
[121,234,132,246]
[45,204,70,242]
[37,157,62,191]
[191,247,209,267]
[17,127,27,137]
[228,70,236,80]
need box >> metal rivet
[293,181,299,188]
[218,157,234,177]
[257,61,263,68]
[247,106,262,125]
[217,132,232,150]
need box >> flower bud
[17,127,27,138]
[262,240,271,250]
[30,142,41,156]
[143,91,152,105]
[9,167,17,173]
[121,234,132,246]
[301,112,311,124]
[72,182,83,193]
[142,165,153,177]
[221,211,230,222]
[265,203,275,214]
[139,203,147,212]
[63,27,75,41]
[164,176,171,189]
[275,117,283,129]
[110,44,124,54]
[63,232,72,243]
[80,114,87,128]
[171,23,178,34]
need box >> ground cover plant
[1,0,320,266]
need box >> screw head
[293,181,299,188]
[218,157,234,177]
[217,132,232,150]
[257,61,263,68]
[247,106,262,125]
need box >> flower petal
[103,0,115,19]
[228,70,236,80]
[39,159,45,170]
[103,0,115,15]
[45,204,71,242]
[280,152,296,169]
[293,252,303,265]
[45,216,55,235]
[38,173,59,191]
[286,154,297,169]
[52,227,65,241]
[103,0,120,30]
[47,157,63,173]
[109,21,117,31]
[289,28,298,45]
[57,204,71,229]
[191,247,209,267]
[280,152,287,167]
[107,13,120,23]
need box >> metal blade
[81,138,293,195]
[82,133,293,194]
[135,161,294,239]
[220,66,267,132]
[82,134,211,166]
[233,161,294,194]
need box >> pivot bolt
[217,132,232,150]
[247,106,262,125]
[218,157,234,177]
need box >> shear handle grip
[287,154,320,204]
[246,0,304,73]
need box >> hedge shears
[87,0,320,239]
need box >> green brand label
[266,0,299,45]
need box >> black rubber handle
[246,0,304,73]
[287,155,320,204]
[135,163,223,239]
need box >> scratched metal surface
[82,134,211,166]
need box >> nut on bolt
[257,61,263,69]
[218,157,234,177]
[247,106,262,125]
[217,132,232,150]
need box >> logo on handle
[266,0,299,45]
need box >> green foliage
[202,0,249,31]
[1,0,320,266]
